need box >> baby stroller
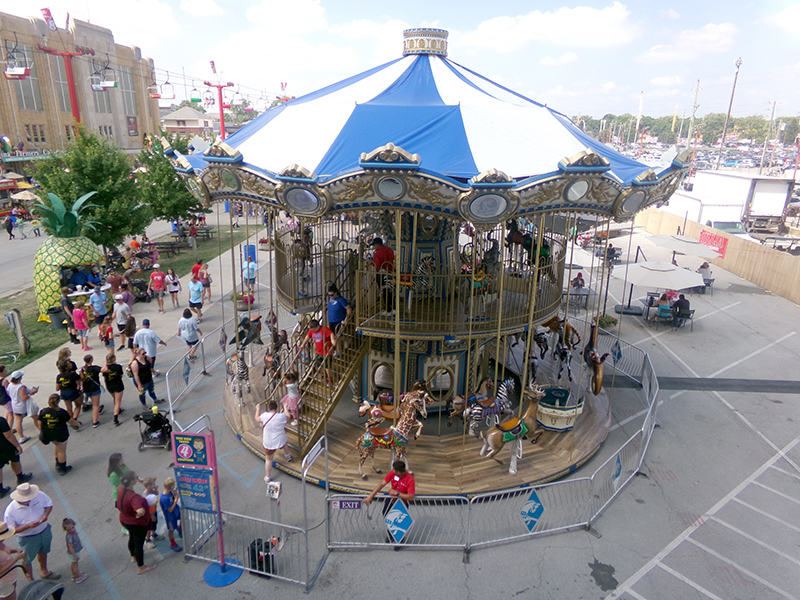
[129,278,151,303]
[134,407,173,451]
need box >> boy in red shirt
[303,319,335,385]
[147,265,166,313]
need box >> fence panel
[587,430,644,523]
[467,478,591,549]
[327,494,469,549]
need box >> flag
[41,8,57,31]
[210,60,216,74]
[65,12,70,30]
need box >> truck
[662,171,795,234]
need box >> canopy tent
[615,261,705,291]
[648,235,719,260]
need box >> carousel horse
[582,322,610,396]
[511,330,549,359]
[554,339,573,382]
[357,396,425,440]
[479,386,547,474]
[230,315,263,347]
[504,219,534,263]
[226,347,250,394]
[359,210,392,239]
[448,377,494,426]
[542,316,581,353]
[356,380,432,479]
[464,378,516,438]
[383,256,436,305]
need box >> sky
[5,0,800,120]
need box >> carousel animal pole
[463,378,516,437]
[358,398,425,440]
[583,322,610,395]
[479,386,547,474]
[356,380,431,479]
[448,377,494,426]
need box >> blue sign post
[520,489,545,533]
[385,499,414,543]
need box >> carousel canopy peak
[403,28,448,57]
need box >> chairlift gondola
[190,81,201,103]
[160,72,175,99]
[232,87,244,106]
[3,35,31,80]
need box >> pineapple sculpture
[33,192,103,319]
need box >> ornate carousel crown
[403,28,448,57]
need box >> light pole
[204,81,234,139]
[715,57,743,170]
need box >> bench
[155,241,183,257]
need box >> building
[0,11,161,173]
[160,106,218,139]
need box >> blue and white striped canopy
[219,53,650,186]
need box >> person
[364,460,416,549]
[188,223,197,248]
[605,244,616,268]
[648,293,671,321]
[303,319,335,385]
[0,521,26,598]
[697,262,712,279]
[0,416,32,498]
[672,293,691,326]
[571,272,585,289]
[147,264,166,314]
[115,471,156,574]
[281,370,301,426]
[129,349,162,408]
[98,315,116,353]
[88,287,109,326]
[165,268,181,309]
[107,453,130,503]
[129,236,141,253]
[190,259,203,279]
[0,366,12,426]
[106,271,124,296]
[119,283,135,311]
[242,257,257,289]
[123,313,137,352]
[80,355,104,428]
[177,309,202,360]
[101,353,125,426]
[159,477,182,552]
[371,237,395,315]
[133,319,167,377]
[38,394,80,475]
[254,400,291,483]
[325,284,352,337]
[665,289,678,303]
[112,295,132,351]
[62,518,88,584]
[87,266,102,289]
[5,372,38,445]
[55,360,81,424]
[69,269,89,291]
[3,483,60,581]
[142,477,159,549]
[187,275,204,321]
[198,263,212,303]
[3,218,13,241]
[71,301,91,351]
[59,287,78,345]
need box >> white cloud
[639,22,738,64]
[539,52,578,66]
[651,75,683,87]
[760,4,800,33]
[457,1,637,53]
[246,0,327,34]
[659,9,680,20]
[181,0,224,18]
[601,81,616,91]
[336,19,411,64]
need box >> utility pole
[205,80,234,139]
[715,58,743,170]
[758,101,777,175]
[686,79,700,150]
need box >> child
[62,518,88,584]
[281,370,302,427]
[98,315,115,353]
[72,301,91,351]
[159,477,183,552]
[143,477,160,548]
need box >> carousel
[166,29,687,494]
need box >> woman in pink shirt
[72,301,92,351]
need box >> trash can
[47,306,67,330]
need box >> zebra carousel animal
[226,345,251,395]
[449,377,515,437]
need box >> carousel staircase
[285,322,370,458]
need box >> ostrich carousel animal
[358,395,425,440]
[356,380,432,479]
[463,378,516,437]
[479,385,547,474]
[583,322,610,396]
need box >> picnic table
[156,240,184,257]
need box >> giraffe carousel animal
[479,385,547,475]
[356,380,432,479]
[358,395,425,440]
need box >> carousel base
[223,373,611,496]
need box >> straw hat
[0,522,15,541]
[10,483,39,503]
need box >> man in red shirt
[191,259,203,279]
[303,319,335,384]
[370,237,395,316]
[364,460,416,549]
[147,264,166,313]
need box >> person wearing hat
[147,264,166,314]
[5,372,39,445]
[0,521,25,597]
[3,483,59,580]
[570,272,585,289]
[88,286,109,326]
[370,237,395,315]
[132,320,166,377]
[112,294,132,352]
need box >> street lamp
[715,57,743,170]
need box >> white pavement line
[708,332,796,378]
[751,480,800,506]
[731,498,800,533]
[631,302,741,348]
[609,399,664,433]
[625,589,649,600]
[709,516,800,568]
[770,464,800,482]
[685,537,798,600]
[604,432,800,599]
[657,562,726,600]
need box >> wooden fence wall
[633,209,800,305]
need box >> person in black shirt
[672,294,691,326]
[60,287,79,345]
[101,354,125,427]
[129,349,161,408]
[39,394,81,475]
[80,355,104,428]
[55,361,82,424]
[0,416,32,497]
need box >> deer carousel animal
[356,380,432,479]
[479,385,547,474]
[583,322,610,396]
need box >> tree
[174,99,206,113]
[136,133,208,222]
[226,99,258,127]
[32,126,152,249]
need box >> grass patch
[0,224,260,369]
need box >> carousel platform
[223,350,611,496]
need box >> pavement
[2,221,800,600]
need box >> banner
[40,8,57,31]
[698,229,728,259]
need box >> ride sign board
[173,433,210,467]
[521,488,545,532]
[385,499,413,543]
[612,340,623,364]
[332,499,362,510]
[175,466,216,513]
